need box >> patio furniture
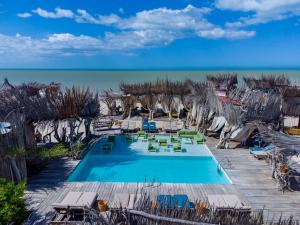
[171,135,180,143]
[93,119,113,131]
[148,142,159,152]
[177,130,198,138]
[194,133,204,144]
[157,194,194,209]
[159,139,167,146]
[52,191,98,211]
[148,134,156,141]
[51,192,98,224]
[173,143,182,152]
[142,121,149,131]
[207,194,251,212]
[149,121,158,132]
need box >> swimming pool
[68,134,231,184]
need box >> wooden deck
[207,138,300,221]
[25,138,300,224]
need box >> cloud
[75,9,121,25]
[216,0,300,27]
[17,12,32,18]
[8,5,256,58]
[32,7,74,19]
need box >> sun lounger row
[121,120,137,133]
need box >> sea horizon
[1,68,300,92]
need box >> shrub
[0,179,28,225]
[70,142,84,160]
[38,144,69,160]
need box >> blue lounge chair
[173,194,195,208]
[249,144,274,152]
[142,121,149,131]
[149,121,157,132]
[157,195,174,208]
[157,194,194,209]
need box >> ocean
[0,69,300,92]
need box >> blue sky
[0,0,300,68]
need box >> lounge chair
[171,135,180,143]
[148,134,156,141]
[157,195,194,209]
[52,191,98,211]
[148,142,159,152]
[249,144,274,152]
[159,139,167,146]
[250,150,272,159]
[51,192,98,223]
[249,144,274,159]
[207,194,251,213]
[142,121,149,131]
[177,130,198,138]
[173,143,182,152]
[137,130,147,137]
[194,133,204,144]
[149,121,158,132]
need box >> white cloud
[8,5,256,58]
[216,0,300,27]
[17,12,32,18]
[32,7,74,19]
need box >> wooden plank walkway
[25,139,300,224]
[206,138,300,221]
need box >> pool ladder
[217,157,232,172]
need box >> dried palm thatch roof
[206,73,238,90]
[119,79,190,96]
[243,75,290,91]
[241,90,282,123]
[0,78,15,92]
[258,124,300,154]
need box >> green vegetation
[70,142,84,160]
[0,179,28,225]
[28,144,69,162]
[4,147,26,159]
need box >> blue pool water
[68,135,231,184]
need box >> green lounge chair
[159,139,167,146]
[173,143,182,152]
[177,130,198,139]
[194,133,204,144]
[171,135,180,143]
[137,131,147,138]
[148,134,156,141]
[148,143,159,152]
